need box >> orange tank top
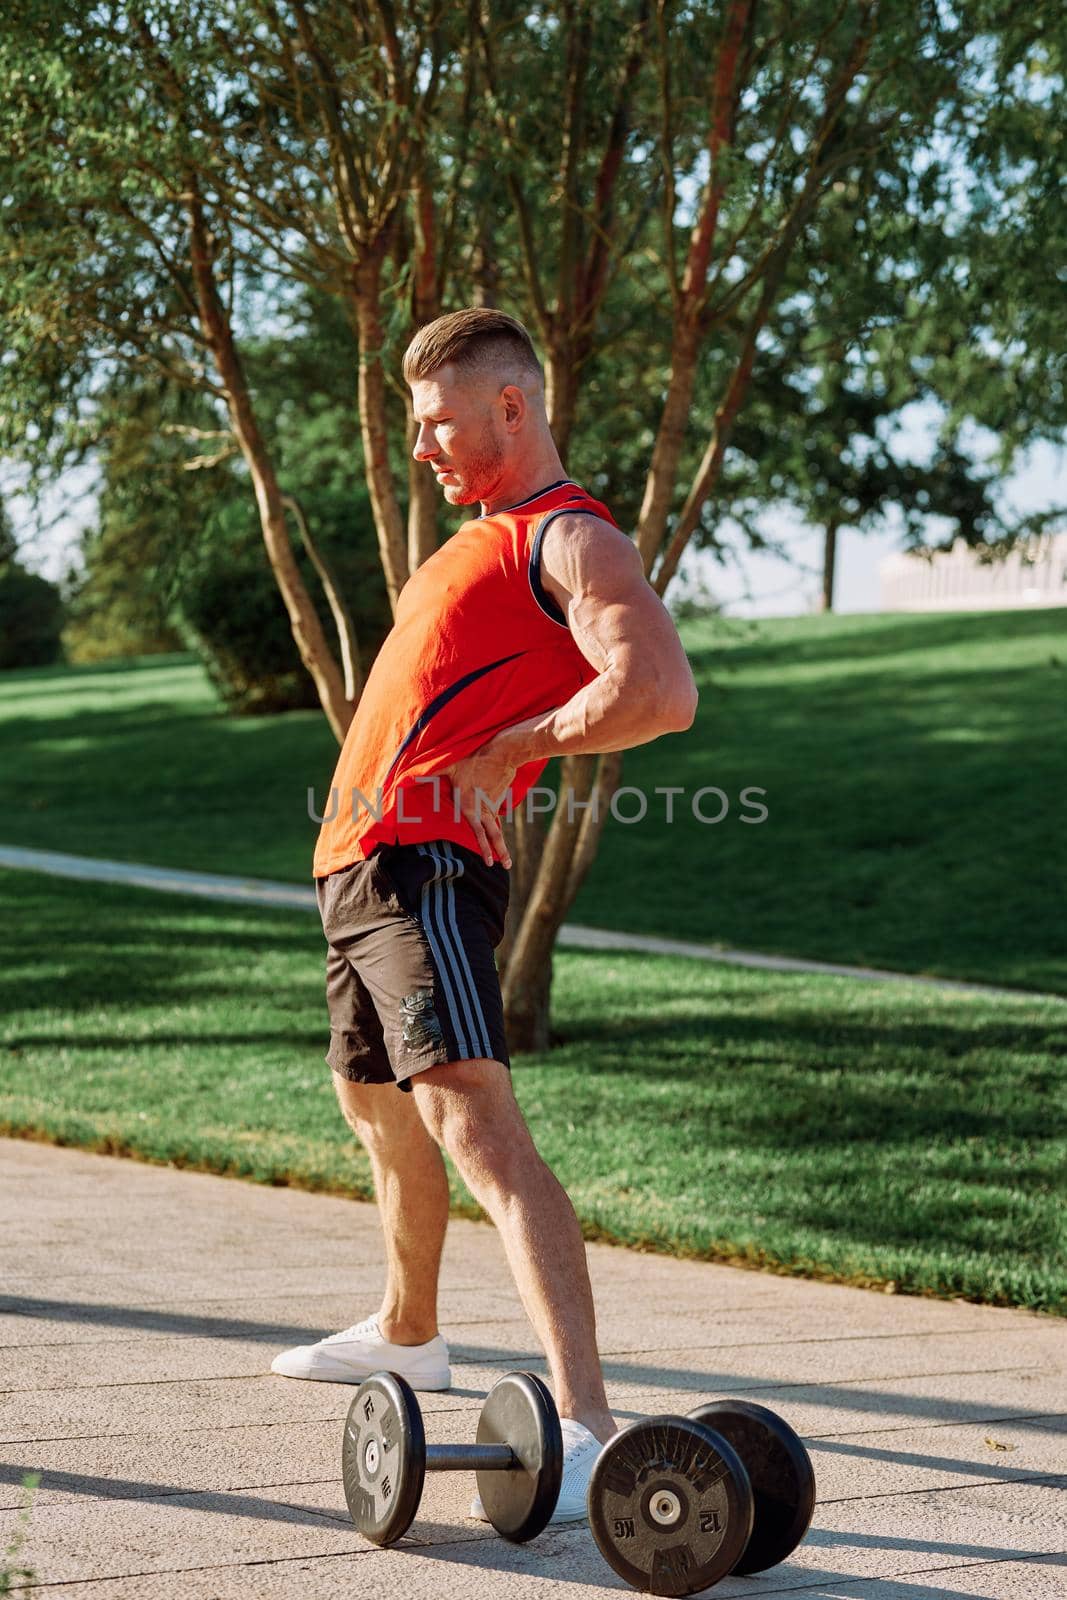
[312,479,618,877]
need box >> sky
[8,425,1066,621]
[674,430,1067,617]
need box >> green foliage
[0,564,64,669]
[0,0,1063,693]
[679,13,1067,568]
[175,499,322,714]
[65,291,391,707]
[61,377,227,667]
[0,504,17,571]
[1,872,1064,1312]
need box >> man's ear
[500,384,526,432]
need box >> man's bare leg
[333,1072,449,1345]
[410,1058,617,1445]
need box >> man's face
[410,367,507,507]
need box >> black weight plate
[475,1371,563,1543]
[588,1416,754,1597]
[342,1371,426,1546]
[686,1399,815,1576]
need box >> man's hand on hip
[441,736,517,868]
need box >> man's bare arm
[442,513,698,866]
[494,513,699,764]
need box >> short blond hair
[402,307,543,387]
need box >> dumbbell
[342,1368,563,1546]
[588,1398,815,1597]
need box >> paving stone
[5,1407,1066,1516]
[0,1290,523,1353]
[602,1378,1067,1463]
[7,1478,1066,1594]
[2,1136,1065,1600]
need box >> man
[272,307,698,1524]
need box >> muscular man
[272,307,698,1524]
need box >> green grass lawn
[2,608,1064,993]
[3,869,1064,1314]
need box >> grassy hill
[2,868,1063,1312]
[3,614,1065,1311]
[579,608,1066,994]
[2,607,1064,992]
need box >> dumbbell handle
[425,1444,517,1473]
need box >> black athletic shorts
[316,839,511,1092]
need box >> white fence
[879,533,1067,612]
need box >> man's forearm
[493,667,693,764]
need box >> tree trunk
[185,183,353,744]
[500,759,585,1052]
[634,314,702,574]
[497,801,547,973]
[821,520,839,611]
[466,4,652,1050]
[405,171,441,573]
[514,0,746,1028]
[406,401,440,573]
[472,220,500,308]
[499,750,622,1051]
[283,493,364,703]
[352,250,409,615]
[544,338,581,463]
[564,750,624,904]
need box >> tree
[2,1,1063,1047]
[64,289,392,698]
[712,94,1067,610]
[0,503,17,572]
[62,376,205,666]
[1,0,418,737]
[716,334,1017,615]
[0,499,64,668]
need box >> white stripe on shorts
[415,843,492,1061]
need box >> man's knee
[410,1058,529,1179]
[333,1069,416,1147]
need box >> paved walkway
[2,845,1058,1002]
[1,1138,1064,1598]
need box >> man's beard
[444,424,505,505]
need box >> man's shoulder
[539,508,642,589]
[539,507,620,542]
[543,512,643,611]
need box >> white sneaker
[270,1314,451,1390]
[469,1417,606,1525]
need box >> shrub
[0,566,65,670]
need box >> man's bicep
[540,515,694,690]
